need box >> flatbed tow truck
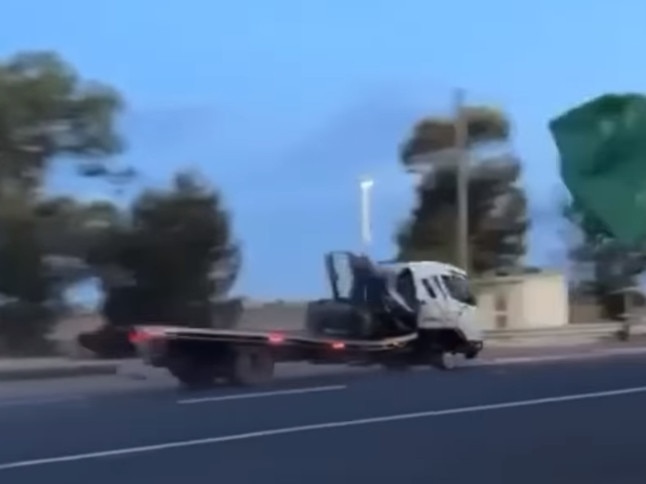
[129,251,484,388]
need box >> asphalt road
[1,355,646,484]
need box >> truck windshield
[441,275,477,306]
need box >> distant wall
[569,297,604,324]
[472,271,569,329]
[51,313,104,341]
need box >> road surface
[1,354,646,484]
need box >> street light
[359,176,374,255]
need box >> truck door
[390,268,419,332]
[439,273,482,341]
[418,276,450,327]
[325,251,354,300]
[324,251,375,304]
[394,269,418,313]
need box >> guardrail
[485,322,646,340]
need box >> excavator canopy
[550,93,646,244]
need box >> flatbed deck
[132,325,419,352]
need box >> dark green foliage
[90,171,241,329]
[397,105,527,274]
[400,106,510,165]
[552,93,646,245]
[397,160,527,273]
[0,51,242,356]
[0,50,124,354]
[554,94,646,319]
[0,51,124,195]
[0,207,56,355]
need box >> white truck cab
[318,251,483,361]
[379,260,484,356]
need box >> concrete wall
[473,272,568,330]
[569,298,603,324]
[474,280,524,330]
[519,273,568,328]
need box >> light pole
[359,176,374,255]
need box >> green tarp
[550,93,646,244]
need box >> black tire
[228,347,275,386]
[168,355,217,390]
[464,343,481,360]
[464,350,479,360]
[431,352,458,371]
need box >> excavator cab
[325,251,384,306]
[305,251,418,339]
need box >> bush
[0,301,56,356]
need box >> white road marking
[2,385,646,471]
[603,347,646,356]
[0,396,86,408]
[177,385,347,405]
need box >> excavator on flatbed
[130,251,484,388]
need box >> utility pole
[454,88,470,271]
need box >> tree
[400,106,510,165]
[552,93,646,324]
[0,51,125,353]
[564,200,646,320]
[396,106,528,274]
[33,197,125,300]
[90,171,241,329]
[0,51,125,196]
[0,200,55,354]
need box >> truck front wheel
[431,352,458,371]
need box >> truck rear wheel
[167,355,217,390]
[228,347,275,386]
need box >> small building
[472,270,568,330]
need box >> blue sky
[3,0,646,300]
